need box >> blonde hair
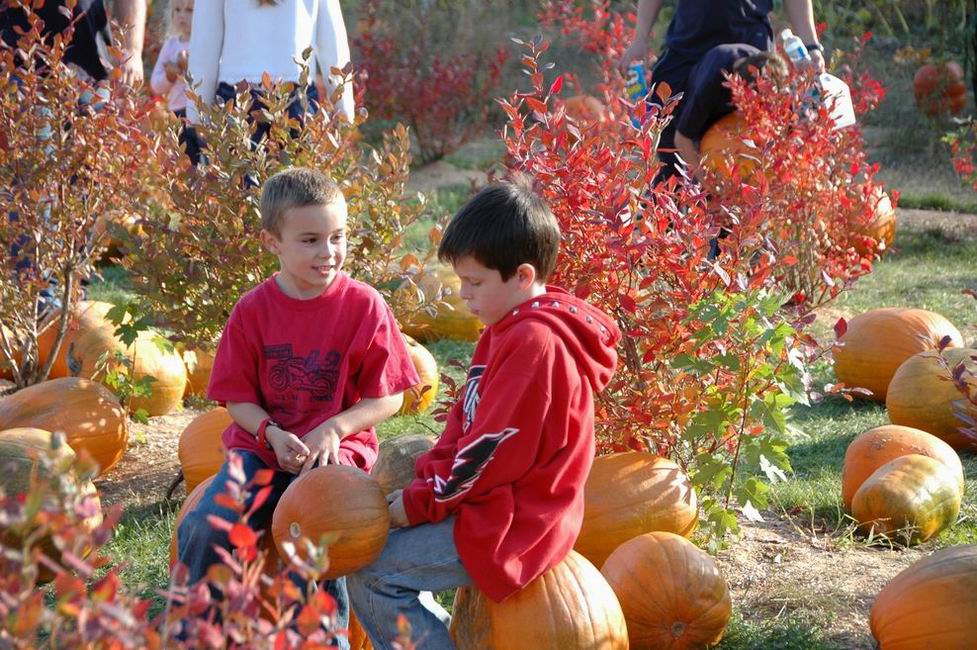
[260,168,343,236]
[165,0,193,37]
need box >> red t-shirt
[207,273,419,472]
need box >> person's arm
[186,0,224,123]
[618,0,665,71]
[226,401,312,474]
[299,393,404,473]
[315,0,355,121]
[114,0,146,85]
[782,0,824,72]
[674,131,701,180]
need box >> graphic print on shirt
[433,427,519,502]
[264,344,341,401]
[462,365,486,431]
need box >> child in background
[149,0,192,116]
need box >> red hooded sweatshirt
[402,286,621,602]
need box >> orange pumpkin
[601,531,731,649]
[841,425,964,511]
[178,407,232,494]
[450,550,628,649]
[180,345,216,398]
[349,612,374,650]
[832,308,963,401]
[400,264,483,343]
[575,451,698,568]
[0,427,103,582]
[852,454,961,545]
[400,336,439,415]
[0,377,128,476]
[870,544,977,648]
[851,186,896,257]
[562,94,607,125]
[371,434,436,496]
[886,348,977,450]
[914,61,967,117]
[272,465,389,579]
[699,112,757,179]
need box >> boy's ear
[260,229,281,255]
[516,262,538,288]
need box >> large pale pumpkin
[178,407,231,494]
[371,434,436,496]
[126,331,187,416]
[870,544,977,648]
[852,454,961,545]
[0,377,128,476]
[0,427,103,581]
[400,336,438,415]
[575,451,698,567]
[886,348,977,450]
[601,531,731,649]
[832,308,963,401]
[180,344,216,398]
[699,112,757,179]
[450,550,628,650]
[272,465,389,579]
[400,264,483,343]
[37,301,122,379]
[841,425,964,511]
[38,301,187,415]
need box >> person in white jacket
[184,0,354,163]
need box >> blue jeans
[176,450,349,649]
[348,518,471,650]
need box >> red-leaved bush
[0,437,415,648]
[353,0,508,164]
[513,4,888,536]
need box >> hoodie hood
[490,286,621,392]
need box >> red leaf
[252,469,275,487]
[247,485,273,518]
[655,81,671,102]
[833,318,848,339]
[228,523,258,549]
[525,97,548,114]
[205,514,234,533]
[549,75,564,97]
[213,493,241,512]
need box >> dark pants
[649,51,697,185]
[176,450,350,649]
[181,82,320,167]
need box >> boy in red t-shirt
[176,167,419,638]
[348,178,621,649]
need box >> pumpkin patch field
[6,2,977,648]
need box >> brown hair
[733,51,788,85]
[260,167,343,236]
[438,175,560,282]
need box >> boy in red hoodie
[347,178,621,649]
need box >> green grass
[86,265,137,307]
[719,608,844,650]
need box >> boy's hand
[386,489,403,505]
[300,420,343,474]
[267,426,310,474]
[388,494,409,528]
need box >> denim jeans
[347,518,471,650]
[176,450,349,649]
[182,81,320,167]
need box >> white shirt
[150,36,190,112]
[187,0,354,123]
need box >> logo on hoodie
[432,427,519,502]
[462,365,486,430]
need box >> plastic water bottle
[625,62,648,127]
[779,29,810,65]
